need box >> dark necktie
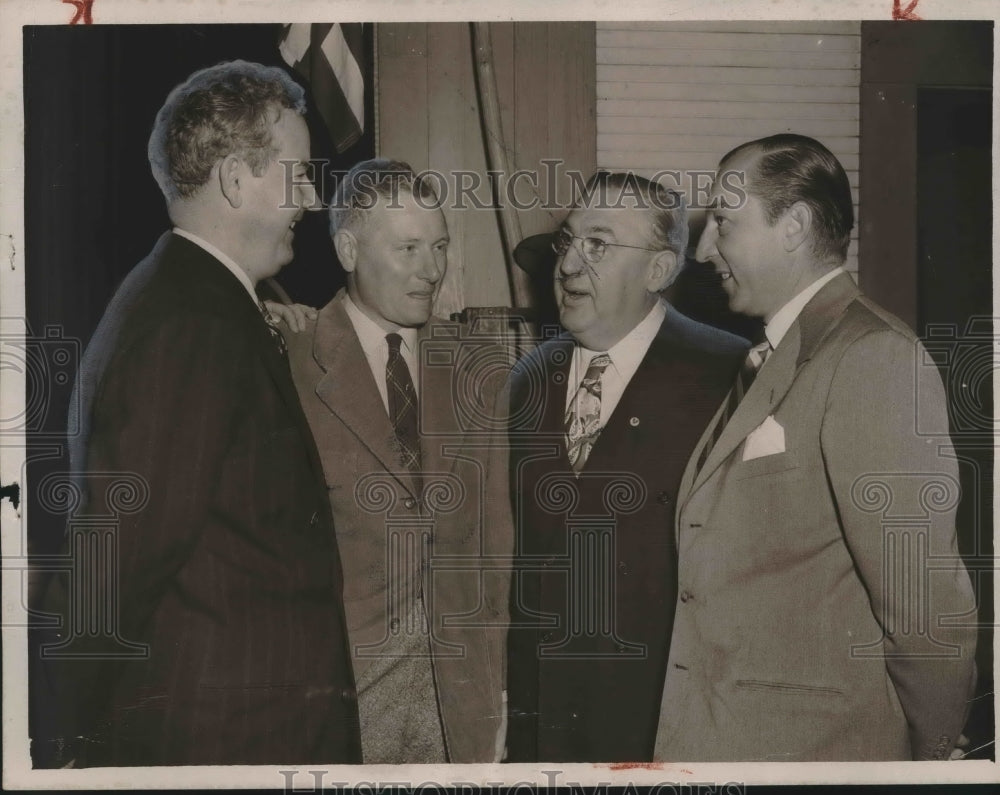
[259,300,287,357]
[385,332,421,473]
[695,340,772,475]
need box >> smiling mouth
[561,285,590,299]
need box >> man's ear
[218,154,243,209]
[783,201,812,253]
[333,229,359,273]
[648,248,680,292]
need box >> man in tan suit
[283,159,511,763]
[654,134,976,761]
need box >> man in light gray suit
[283,158,511,763]
[654,134,976,761]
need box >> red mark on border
[62,0,95,25]
[606,762,665,771]
[892,0,922,20]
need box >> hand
[262,300,317,333]
[949,733,971,760]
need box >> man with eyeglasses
[505,171,748,762]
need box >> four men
[37,57,977,766]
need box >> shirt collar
[575,298,666,375]
[343,292,419,355]
[172,228,259,307]
[765,267,845,349]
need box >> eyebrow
[569,224,618,240]
[396,235,451,244]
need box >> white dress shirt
[172,227,260,308]
[764,267,845,350]
[343,293,420,417]
[565,298,667,427]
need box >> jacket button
[618,561,628,574]
[541,631,553,643]
[657,491,671,505]
[340,687,357,702]
[390,617,400,632]
[309,511,320,526]
[403,497,416,510]
[680,590,692,603]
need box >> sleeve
[92,313,248,637]
[34,312,251,761]
[821,329,977,760]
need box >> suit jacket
[35,232,361,766]
[505,303,748,762]
[654,273,977,761]
[284,290,512,763]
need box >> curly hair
[148,60,306,202]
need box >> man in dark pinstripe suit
[34,61,361,767]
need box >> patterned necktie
[259,300,287,357]
[386,332,421,473]
[565,352,612,472]
[695,340,772,475]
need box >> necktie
[565,352,612,472]
[386,332,421,473]
[695,340,772,475]
[259,300,287,357]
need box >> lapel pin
[629,416,640,427]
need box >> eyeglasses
[551,228,661,265]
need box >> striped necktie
[695,340,772,475]
[565,352,612,472]
[386,332,422,474]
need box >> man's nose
[694,219,718,263]
[558,241,585,275]
[299,179,321,212]
[419,248,443,282]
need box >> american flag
[279,23,365,153]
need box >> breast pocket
[733,449,801,480]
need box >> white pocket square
[742,415,785,461]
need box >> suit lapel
[312,293,420,498]
[687,326,801,495]
[582,321,669,471]
[681,272,861,505]
[417,320,459,484]
[545,336,575,463]
[163,234,326,482]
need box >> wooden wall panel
[378,21,596,313]
[596,21,862,274]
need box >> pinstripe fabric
[38,233,362,766]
